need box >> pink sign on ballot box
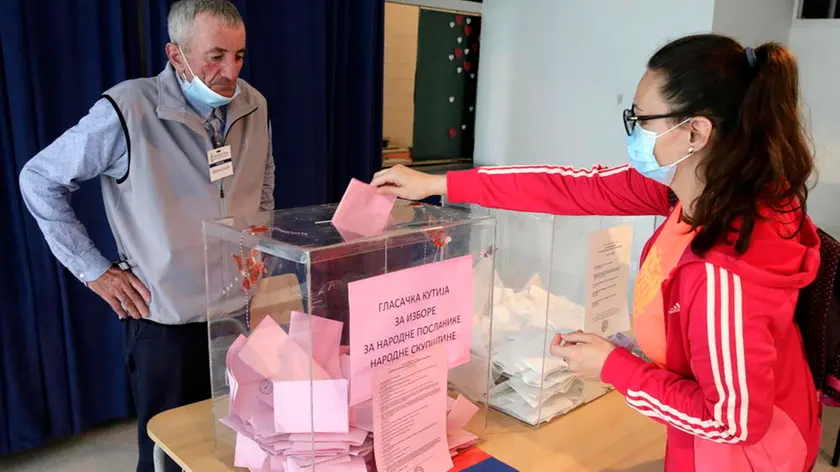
[347,255,474,406]
[331,178,396,236]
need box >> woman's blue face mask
[626,118,693,186]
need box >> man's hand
[549,331,617,380]
[87,266,151,319]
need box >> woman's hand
[550,331,617,380]
[370,165,447,201]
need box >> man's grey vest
[101,63,269,325]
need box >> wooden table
[148,391,666,472]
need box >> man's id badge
[208,145,234,182]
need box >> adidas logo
[668,303,681,315]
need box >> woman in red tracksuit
[371,34,821,471]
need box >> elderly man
[19,0,273,470]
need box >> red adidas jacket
[447,164,822,472]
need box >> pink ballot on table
[288,454,352,469]
[349,442,374,457]
[273,461,289,471]
[220,415,251,437]
[249,400,280,437]
[446,395,479,431]
[331,178,396,236]
[286,456,367,472]
[273,379,349,433]
[249,460,283,471]
[287,455,352,470]
[268,442,293,454]
[262,434,293,444]
[447,429,479,452]
[288,427,368,446]
[234,433,269,469]
[231,378,267,424]
[290,442,350,452]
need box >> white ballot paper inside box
[462,222,635,426]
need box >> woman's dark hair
[648,34,814,255]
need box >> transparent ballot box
[203,201,496,470]
[447,203,656,428]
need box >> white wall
[790,21,840,230]
[712,0,795,46]
[473,0,715,169]
[471,0,716,291]
[713,2,840,230]
[469,0,809,286]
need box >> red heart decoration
[463,61,472,72]
[455,15,465,25]
[448,128,457,139]
[464,25,473,36]
[454,48,464,58]
[472,42,479,53]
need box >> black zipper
[219,181,226,218]
[212,106,259,217]
[222,107,258,146]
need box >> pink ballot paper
[288,311,344,380]
[234,433,269,469]
[447,394,480,431]
[348,255,474,405]
[225,313,378,471]
[373,344,454,472]
[273,379,349,433]
[331,178,396,236]
[238,317,330,384]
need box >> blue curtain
[0,0,136,455]
[0,0,383,455]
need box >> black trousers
[123,318,211,472]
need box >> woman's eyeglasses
[622,108,684,136]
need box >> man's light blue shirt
[19,71,274,283]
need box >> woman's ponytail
[648,35,814,255]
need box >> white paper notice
[373,344,453,472]
[585,224,632,338]
[207,145,234,182]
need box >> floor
[0,420,138,472]
[1,410,840,472]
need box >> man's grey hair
[168,0,243,49]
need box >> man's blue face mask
[179,46,240,109]
[626,118,694,186]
